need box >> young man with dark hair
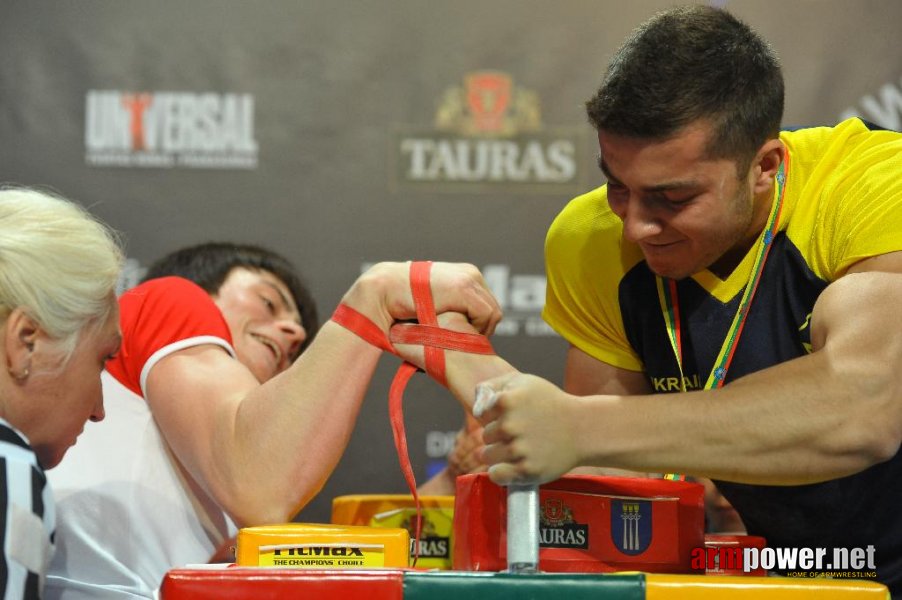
[142,242,319,355]
[462,4,902,593]
[46,243,501,599]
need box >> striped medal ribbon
[657,158,789,481]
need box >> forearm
[416,468,457,495]
[214,262,505,524]
[216,323,382,525]
[578,345,902,485]
[444,352,517,412]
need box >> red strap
[388,362,421,562]
[331,303,397,355]
[410,261,446,386]
[331,261,496,567]
[389,323,495,355]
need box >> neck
[708,183,776,280]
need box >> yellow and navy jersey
[545,117,902,381]
[543,117,902,588]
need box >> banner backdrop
[1,0,900,525]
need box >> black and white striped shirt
[0,419,55,600]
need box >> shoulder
[0,419,49,522]
[110,277,234,396]
[547,185,618,243]
[781,119,902,278]
[0,421,53,599]
[119,277,229,339]
[0,420,42,472]
[546,185,643,279]
[120,276,219,317]
[781,118,900,182]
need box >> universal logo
[539,497,589,549]
[392,71,587,193]
[84,90,258,169]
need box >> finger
[480,420,508,445]
[476,290,503,336]
[480,438,520,466]
[472,372,521,421]
[460,269,503,336]
[460,292,501,337]
[487,463,537,486]
[458,450,487,473]
[464,413,481,433]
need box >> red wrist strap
[331,303,397,355]
[330,261,495,565]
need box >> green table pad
[404,571,645,600]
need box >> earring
[9,367,29,381]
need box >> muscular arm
[564,346,652,478]
[144,262,502,527]
[564,345,651,396]
[480,254,902,486]
[147,323,380,527]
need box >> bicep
[563,344,651,396]
[812,251,902,350]
[144,345,258,496]
[844,250,902,277]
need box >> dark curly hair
[586,5,784,172]
[142,242,319,355]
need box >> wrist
[340,263,399,335]
[570,393,601,469]
[446,354,515,411]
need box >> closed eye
[659,193,699,208]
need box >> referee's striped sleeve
[0,422,56,600]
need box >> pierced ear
[752,139,786,195]
[4,308,39,378]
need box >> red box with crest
[452,473,704,573]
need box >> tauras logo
[539,497,589,549]
[402,514,451,559]
[540,525,588,548]
[410,537,450,559]
[400,138,576,183]
[394,71,586,191]
[84,90,258,169]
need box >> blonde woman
[0,187,122,599]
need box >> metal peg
[506,483,539,573]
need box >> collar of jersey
[689,180,790,304]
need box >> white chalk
[473,383,498,418]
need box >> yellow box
[332,494,454,569]
[236,523,409,568]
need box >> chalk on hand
[473,383,498,418]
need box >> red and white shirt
[47,277,237,599]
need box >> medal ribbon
[659,158,788,480]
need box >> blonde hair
[0,186,123,361]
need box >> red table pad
[453,473,705,573]
[159,567,404,599]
